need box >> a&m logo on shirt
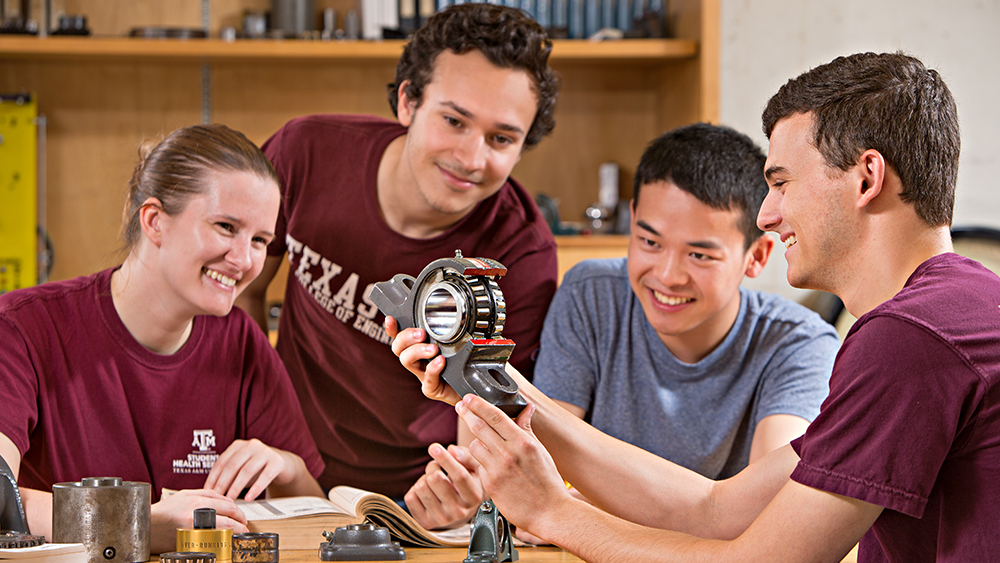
[192,429,216,451]
[172,429,220,475]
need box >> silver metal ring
[418,280,469,344]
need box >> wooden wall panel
[515,63,660,222]
[1,59,203,280]
[211,60,399,146]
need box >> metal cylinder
[52,477,151,563]
[271,0,315,35]
[177,528,233,563]
[232,532,279,563]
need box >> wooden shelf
[0,0,715,283]
[554,234,630,247]
[0,36,696,63]
[554,235,630,283]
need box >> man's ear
[744,233,774,278]
[856,148,886,209]
[397,81,416,127]
[138,197,165,247]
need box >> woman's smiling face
[154,169,280,318]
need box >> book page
[325,485,373,515]
[328,486,470,547]
[236,496,353,521]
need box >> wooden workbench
[153,544,857,562]
[154,546,582,562]
[153,542,858,562]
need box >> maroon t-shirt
[791,253,1000,561]
[262,114,558,497]
[0,268,324,499]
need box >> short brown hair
[387,3,560,149]
[122,124,278,252]
[762,52,960,226]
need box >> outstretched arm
[749,414,810,463]
[388,323,756,536]
[392,315,486,530]
[457,394,880,562]
[388,320,882,560]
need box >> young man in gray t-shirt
[390,124,839,530]
[533,123,839,479]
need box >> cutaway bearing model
[368,251,526,416]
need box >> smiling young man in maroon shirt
[237,4,562,531]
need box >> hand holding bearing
[369,250,526,416]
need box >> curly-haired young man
[236,4,562,529]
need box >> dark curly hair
[762,52,960,227]
[387,3,560,149]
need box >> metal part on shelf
[272,0,316,37]
[368,250,526,416]
[50,14,90,35]
[129,26,208,38]
[319,523,405,561]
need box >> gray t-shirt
[534,258,838,479]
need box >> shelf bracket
[201,62,212,124]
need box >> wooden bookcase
[0,0,717,285]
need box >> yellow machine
[0,93,38,294]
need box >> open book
[235,486,471,550]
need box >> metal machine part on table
[160,552,218,563]
[0,455,44,550]
[319,524,405,561]
[368,251,527,416]
[0,455,29,534]
[51,477,150,563]
[465,501,518,563]
[232,531,279,563]
[177,508,233,563]
[0,531,45,549]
